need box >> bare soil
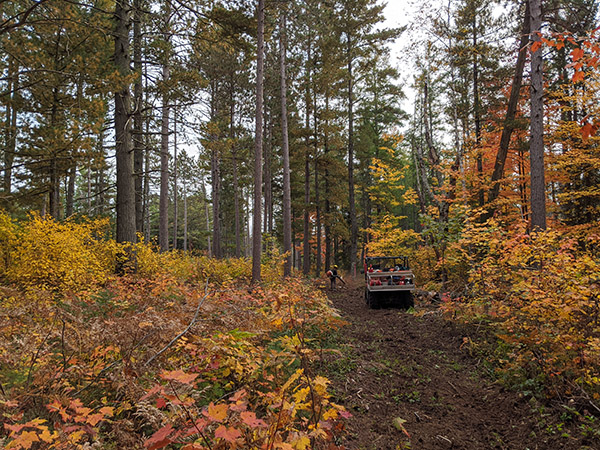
[323,281,597,450]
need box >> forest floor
[322,281,597,450]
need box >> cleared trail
[325,282,588,450]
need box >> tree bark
[529,0,546,230]
[347,40,358,277]
[66,165,75,217]
[324,93,331,270]
[251,0,265,284]
[183,185,188,251]
[232,146,242,257]
[133,0,144,233]
[210,123,221,258]
[303,39,312,276]
[172,110,178,250]
[263,112,273,234]
[280,9,292,277]
[473,15,484,207]
[486,2,530,212]
[159,3,171,252]
[114,0,137,257]
[3,56,17,195]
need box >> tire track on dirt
[325,283,584,450]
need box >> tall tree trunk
[303,38,312,276]
[313,84,321,275]
[233,147,242,257]
[529,0,546,230]
[133,0,144,232]
[66,165,75,217]
[280,9,292,277]
[210,95,222,258]
[486,2,530,213]
[201,178,212,257]
[251,0,265,283]
[324,93,331,271]
[230,83,242,258]
[159,5,171,252]
[473,15,484,207]
[143,116,151,242]
[303,148,311,275]
[183,185,188,251]
[263,112,272,234]
[49,88,61,219]
[172,110,178,250]
[315,157,322,276]
[347,41,357,277]
[114,0,137,257]
[3,56,17,195]
[86,160,92,213]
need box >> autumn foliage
[436,218,600,406]
[0,213,348,449]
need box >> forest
[1,0,600,448]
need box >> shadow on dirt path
[324,282,587,450]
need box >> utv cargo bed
[364,256,415,309]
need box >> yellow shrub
[6,214,116,292]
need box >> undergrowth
[0,212,349,449]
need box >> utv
[364,256,415,309]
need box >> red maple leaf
[214,425,242,443]
[240,411,267,428]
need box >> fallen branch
[145,280,211,366]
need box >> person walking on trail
[327,265,345,290]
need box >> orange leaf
[214,425,241,443]
[203,402,228,422]
[531,40,542,53]
[571,47,584,61]
[240,411,267,428]
[572,70,585,83]
[8,431,39,450]
[160,369,198,385]
[86,413,104,426]
[581,122,593,141]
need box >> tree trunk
[133,0,144,233]
[201,178,212,257]
[158,6,170,252]
[233,147,242,258]
[251,0,265,284]
[347,41,357,277]
[114,0,137,257]
[315,156,322,276]
[473,15,484,207]
[3,56,17,195]
[49,88,61,219]
[183,184,188,251]
[172,110,178,250]
[324,93,331,271]
[303,40,312,276]
[263,112,273,234]
[280,9,292,277]
[66,165,75,217]
[486,2,530,212]
[210,134,221,258]
[529,0,546,231]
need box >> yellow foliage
[5,213,116,292]
[365,215,422,257]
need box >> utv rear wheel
[401,291,414,309]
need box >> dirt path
[324,282,588,450]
